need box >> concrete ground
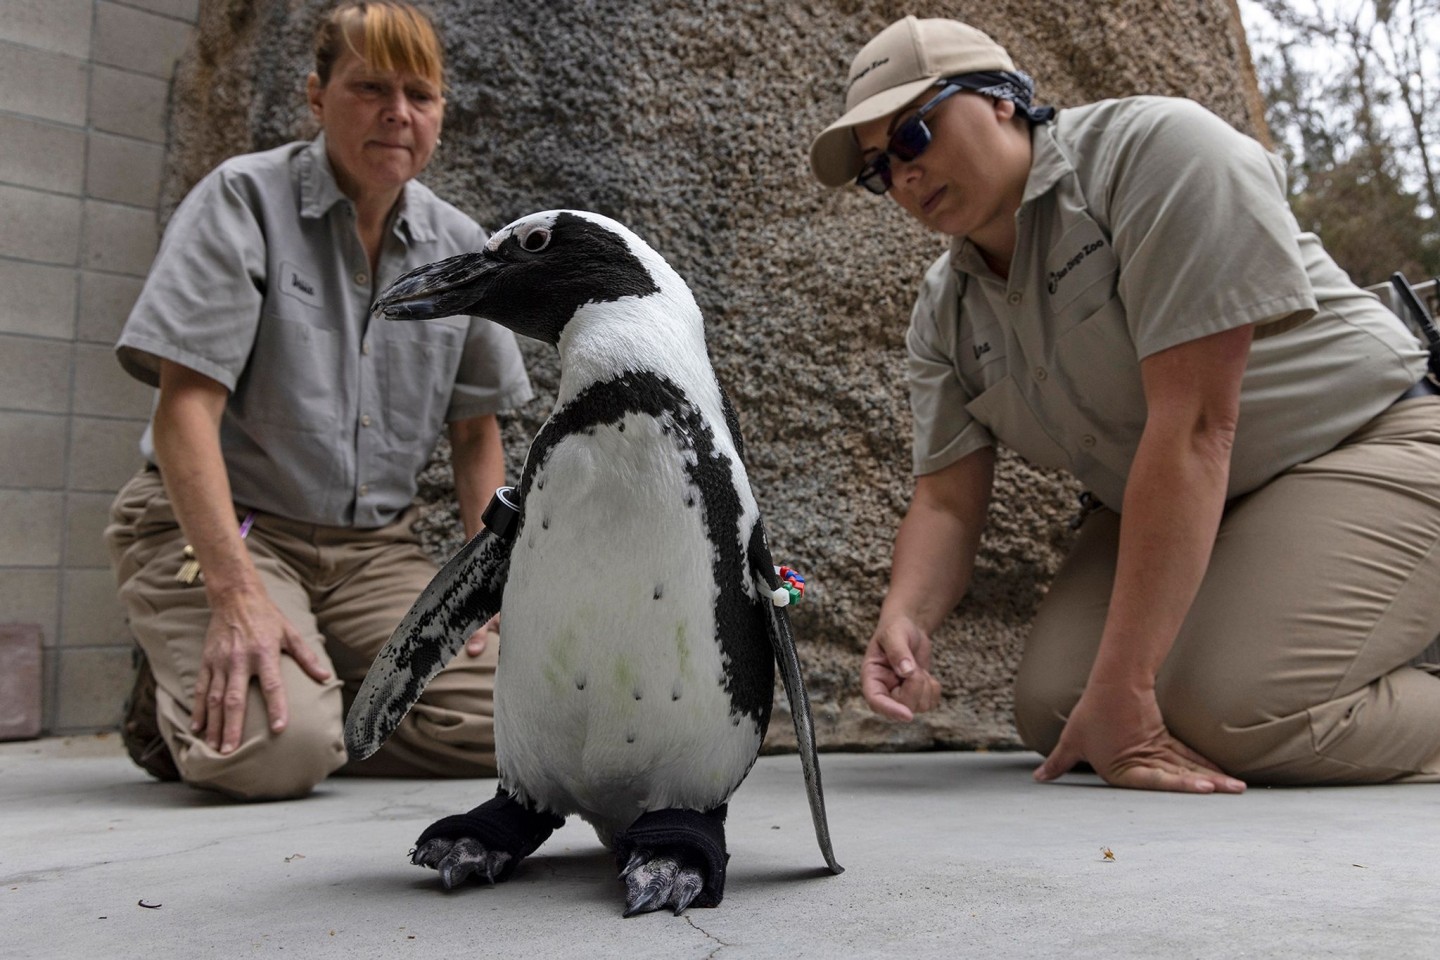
[2,735,1436,959]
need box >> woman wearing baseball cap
[813,16,1440,792]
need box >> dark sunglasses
[855,84,964,195]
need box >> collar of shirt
[296,133,438,244]
[948,116,1073,280]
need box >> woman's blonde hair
[314,2,444,88]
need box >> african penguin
[345,210,841,917]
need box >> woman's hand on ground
[1034,680,1245,793]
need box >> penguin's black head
[373,210,662,345]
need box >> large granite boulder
[165,0,1267,751]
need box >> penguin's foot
[613,806,728,916]
[619,848,706,917]
[409,787,567,892]
[411,837,513,890]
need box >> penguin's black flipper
[747,519,844,876]
[344,489,519,761]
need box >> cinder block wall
[0,0,198,734]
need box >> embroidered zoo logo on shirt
[1047,240,1106,295]
[280,261,322,309]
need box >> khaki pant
[105,468,497,800]
[1015,395,1440,785]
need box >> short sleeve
[1100,99,1318,359]
[907,260,994,476]
[115,166,267,389]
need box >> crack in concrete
[685,915,733,958]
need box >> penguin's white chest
[495,410,762,833]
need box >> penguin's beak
[372,251,500,322]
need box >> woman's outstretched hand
[861,616,942,721]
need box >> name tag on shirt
[280,261,322,310]
[958,309,1008,385]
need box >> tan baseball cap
[809,16,1015,187]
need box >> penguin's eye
[519,228,551,253]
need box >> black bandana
[945,70,1056,124]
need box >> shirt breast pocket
[958,314,1007,382]
[382,317,467,441]
[964,376,1071,472]
[1054,295,1146,436]
[1047,220,1118,328]
[242,313,339,431]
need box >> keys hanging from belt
[176,512,256,585]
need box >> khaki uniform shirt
[908,96,1427,509]
[117,136,533,528]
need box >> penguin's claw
[410,838,453,869]
[412,837,511,890]
[620,850,707,917]
[669,869,704,915]
[619,849,648,879]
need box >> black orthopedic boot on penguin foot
[614,806,729,917]
[410,787,565,890]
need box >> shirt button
[359,484,370,496]
[1034,366,1048,381]
[1008,292,1022,305]
[355,272,369,286]
[1081,434,1096,448]
[360,414,372,427]
[362,341,372,355]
